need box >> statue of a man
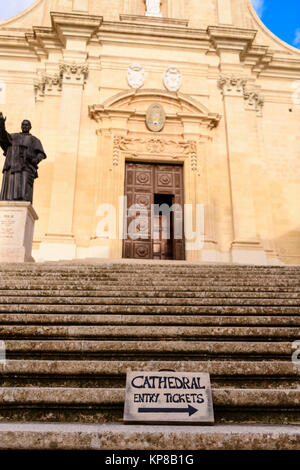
[0,113,46,203]
[145,0,162,17]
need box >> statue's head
[21,120,32,134]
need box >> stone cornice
[207,26,257,56]
[0,12,299,79]
[89,104,220,130]
[0,35,37,60]
[242,45,273,75]
[51,12,102,46]
[26,27,61,59]
[98,20,209,50]
[119,14,189,28]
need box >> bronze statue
[0,113,46,203]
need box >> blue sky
[0,0,299,49]
[252,0,300,48]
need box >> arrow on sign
[138,405,198,416]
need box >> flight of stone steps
[0,261,299,450]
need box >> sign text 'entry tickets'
[124,371,214,424]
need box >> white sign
[124,371,214,424]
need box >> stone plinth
[0,202,38,263]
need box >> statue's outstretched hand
[0,112,6,122]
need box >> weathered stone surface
[1,314,299,327]
[3,340,293,356]
[0,423,299,450]
[0,262,299,447]
[1,360,299,376]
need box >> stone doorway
[123,162,185,260]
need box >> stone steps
[0,261,299,448]
[0,423,299,450]
[1,325,299,340]
[0,304,298,314]
[1,359,298,390]
[0,387,298,425]
[0,289,299,298]
[3,340,293,359]
[1,284,299,292]
[1,359,298,378]
[1,314,300,326]
[0,296,299,306]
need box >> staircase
[0,261,299,450]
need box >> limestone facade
[0,0,299,264]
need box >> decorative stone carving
[189,142,198,172]
[113,135,198,171]
[146,104,166,132]
[34,74,45,101]
[145,0,162,18]
[44,73,62,95]
[244,90,264,116]
[113,136,120,166]
[218,75,247,96]
[34,72,63,100]
[163,67,182,92]
[59,63,88,84]
[255,95,264,117]
[146,137,165,153]
[127,63,145,89]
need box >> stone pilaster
[40,13,102,260]
[218,74,267,264]
[44,62,87,259]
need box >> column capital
[218,74,247,97]
[244,89,264,116]
[59,62,88,85]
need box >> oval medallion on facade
[146,103,166,132]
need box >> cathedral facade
[0,0,299,265]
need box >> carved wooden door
[123,162,185,260]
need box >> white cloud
[293,29,300,48]
[252,0,265,18]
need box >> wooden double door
[123,162,185,260]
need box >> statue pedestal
[0,202,38,262]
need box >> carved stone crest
[146,103,166,132]
[127,63,145,89]
[163,67,182,92]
